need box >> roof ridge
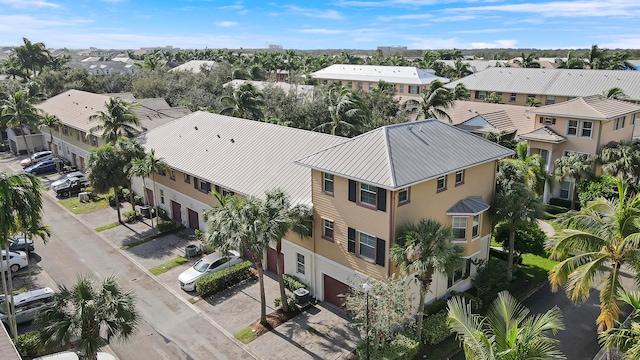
[382,127,396,188]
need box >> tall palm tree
[86,143,129,223]
[557,50,586,69]
[514,52,540,68]
[504,142,551,197]
[36,275,139,360]
[600,290,640,357]
[0,171,43,340]
[404,80,457,123]
[13,37,50,77]
[261,189,312,312]
[117,138,145,212]
[599,140,640,184]
[143,149,168,232]
[38,113,61,151]
[1,89,42,157]
[588,44,609,70]
[448,290,566,359]
[390,218,464,341]
[220,83,265,120]
[314,86,370,136]
[548,178,640,331]
[554,152,594,210]
[89,98,141,144]
[450,59,473,80]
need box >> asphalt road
[2,158,254,360]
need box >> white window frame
[455,170,464,185]
[322,173,334,194]
[160,189,164,204]
[580,121,593,138]
[448,258,471,288]
[452,216,467,241]
[359,183,377,207]
[399,84,404,93]
[437,175,447,191]
[559,180,572,200]
[471,214,479,239]
[545,95,555,105]
[322,219,334,240]
[476,91,487,100]
[358,231,376,261]
[567,120,578,136]
[170,169,175,180]
[539,149,550,166]
[409,85,419,94]
[613,116,625,131]
[398,188,409,204]
[296,253,305,275]
[542,117,555,125]
[509,93,517,102]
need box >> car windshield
[193,259,211,273]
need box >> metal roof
[518,127,567,144]
[526,95,640,120]
[446,197,490,215]
[445,68,640,101]
[295,119,513,190]
[169,60,217,73]
[223,80,316,101]
[136,112,346,206]
[437,100,534,135]
[310,64,449,85]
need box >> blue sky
[1,0,639,50]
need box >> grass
[59,196,109,214]
[509,253,559,298]
[149,257,189,276]
[188,297,201,304]
[95,223,117,232]
[234,326,257,344]
[121,236,155,250]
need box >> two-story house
[519,95,640,202]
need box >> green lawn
[95,223,117,232]
[149,257,189,276]
[510,253,559,298]
[234,327,257,344]
[59,196,109,214]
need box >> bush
[449,291,483,312]
[355,331,420,360]
[195,261,254,296]
[549,197,578,210]
[545,204,569,215]
[154,206,170,221]
[578,174,618,204]
[15,331,42,359]
[423,299,448,315]
[105,188,125,206]
[121,188,131,201]
[274,294,298,309]
[134,195,143,206]
[157,221,176,233]
[122,209,141,222]
[472,259,510,304]
[493,221,547,257]
[282,273,308,291]
[422,310,451,345]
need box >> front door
[187,208,199,230]
[71,153,77,167]
[266,247,284,273]
[171,200,182,223]
[146,188,154,206]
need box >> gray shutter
[375,238,385,266]
[207,182,212,193]
[348,180,356,202]
[193,178,198,189]
[377,188,386,212]
[347,227,356,253]
[215,185,220,194]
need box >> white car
[178,250,242,292]
[20,151,53,168]
[0,287,54,325]
[51,171,87,190]
[1,249,28,273]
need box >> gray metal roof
[310,64,449,85]
[136,112,346,206]
[295,119,513,190]
[518,126,567,144]
[169,60,217,73]
[526,95,640,120]
[445,68,640,101]
[437,100,534,135]
[446,197,490,215]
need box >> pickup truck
[54,177,88,198]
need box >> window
[581,121,593,137]
[398,188,409,204]
[452,216,467,240]
[527,94,536,100]
[539,149,550,166]
[160,189,164,204]
[567,120,578,136]
[545,95,555,105]
[509,93,517,102]
[472,214,479,239]
[496,92,503,99]
[323,173,334,194]
[184,174,191,184]
[475,91,487,100]
[455,170,464,185]
[360,183,377,206]
[296,253,305,275]
[91,136,98,147]
[359,232,376,260]
[81,131,88,144]
[170,169,175,180]
[613,116,625,131]
[409,85,419,94]
[76,131,80,141]
[399,84,404,93]
[222,188,234,197]
[368,82,373,90]
[62,126,68,136]
[633,113,638,125]
[323,219,334,240]
[199,180,210,193]
[347,81,353,89]
[542,117,556,125]
[357,81,363,89]
[437,175,447,192]
[448,259,470,288]
[560,180,572,200]
[157,168,166,176]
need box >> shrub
[355,331,420,360]
[157,221,176,233]
[545,204,569,215]
[105,188,125,206]
[274,294,298,309]
[493,221,547,257]
[282,273,308,291]
[195,261,254,296]
[422,310,451,345]
[15,331,42,359]
[549,197,578,210]
[423,299,448,315]
[121,188,131,201]
[472,259,510,304]
[154,206,170,221]
[122,209,141,223]
[134,195,143,206]
[578,174,618,204]
[449,291,483,312]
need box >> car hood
[178,267,204,284]
[51,179,65,188]
[20,159,31,166]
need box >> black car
[8,237,34,252]
[54,178,88,197]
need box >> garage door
[323,274,350,308]
[146,188,154,207]
[171,200,182,223]
[266,248,284,274]
[187,208,199,229]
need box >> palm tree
[599,140,640,184]
[557,50,586,69]
[603,87,629,101]
[588,44,609,69]
[0,171,43,340]
[38,113,61,151]
[547,178,640,331]
[0,54,28,81]
[554,152,594,210]
[36,275,139,360]
[1,89,42,157]
[514,52,540,68]
[86,143,129,223]
[220,83,265,120]
[507,142,552,197]
[142,149,168,232]
[117,138,145,212]
[600,290,640,357]
[404,80,457,123]
[89,98,141,144]
[483,92,502,104]
[390,218,464,341]
[450,59,473,80]
[261,189,312,312]
[314,86,370,136]
[494,182,544,282]
[447,290,565,359]
[13,37,50,77]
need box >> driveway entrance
[323,274,349,307]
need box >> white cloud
[470,39,518,48]
[453,28,528,34]
[216,1,243,10]
[448,1,640,18]
[299,28,346,34]
[0,0,59,8]
[278,5,344,20]
[0,15,93,31]
[378,14,433,21]
[216,21,238,27]
[408,37,465,49]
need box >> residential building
[437,100,534,137]
[224,80,315,101]
[445,68,640,105]
[66,60,139,75]
[518,95,640,202]
[169,60,217,73]
[438,60,507,73]
[309,64,449,101]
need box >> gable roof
[309,64,449,85]
[447,197,490,215]
[525,95,640,120]
[518,126,567,144]
[438,100,534,135]
[137,112,346,206]
[295,119,513,190]
[445,68,640,101]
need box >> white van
[0,287,55,325]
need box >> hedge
[355,332,420,360]
[157,221,176,233]
[195,261,254,296]
[282,273,308,291]
[15,331,42,359]
[422,310,451,345]
[490,248,522,264]
[549,197,577,210]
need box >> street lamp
[362,282,372,360]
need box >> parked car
[54,177,88,197]
[178,250,242,292]
[34,352,115,360]
[24,159,62,175]
[20,151,53,168]
[51,171,87,190]
[7,237,34,252]
[1,249,28,273]
[0,287,55,325]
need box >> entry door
[187,208,199,229]
[72,153,77,167]
[266,248,284,273]
[171,200,182,223]
[146,188,154,206]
